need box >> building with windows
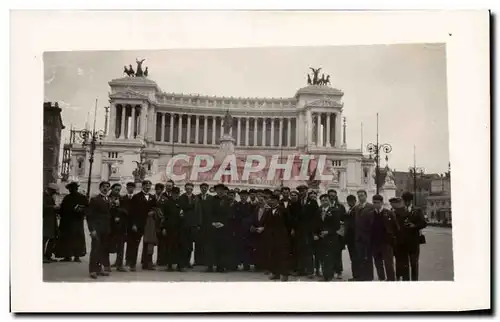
[65,72,397,201]
[426,171,452,224]
[43,102,65,187]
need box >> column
[316,113,321,147]
[187,114,192,143]
[237,118,242,146]
[120,106,126,139]
[288,118,292,147]
[177,114,182,143]
[146,104,154,140]
[270,118,275,147]
[212,116,216,144]
[307,109,312,146]
[203,117,208,145]
[169,114,175,143]
[245,117,250,146]
[220,118,223,137]
[262,118,266,147]
[195,115,200,144]
[109,104,116,139]
[279,118,283,147]
[253,118,257,146]
[326,112,331,147]
[336,113,342,147]
[160,112,165,142]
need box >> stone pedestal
[217,134,236,158]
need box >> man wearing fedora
[56,181,88,262]
[43,183,60,263]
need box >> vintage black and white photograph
[42,44,453,283]
[11,10,490,312]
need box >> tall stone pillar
[160,112,165,142]
[336,112,342,148]
[187,114,192,143]
[279,118,283,147]
[326,113,331,147]
[170,114,175,143]
[212,116,216,144]
[203,116,208,145]
[262,118,266,147]
[177,114,183,144]
[237,117,241,146]
[195,115,200,144]
[270,118,275,147]
[288,118,292,147]
[307,109,312,146]
[109,104,117,139]
[253,118,257,146]
[120,106,126,139]
[316,113,321,147]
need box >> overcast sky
[44,44,449,174]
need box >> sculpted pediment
[306,98,343,108]
[109,89,149,100]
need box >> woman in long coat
[55,182,88,262]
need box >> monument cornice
[153,104,299,117]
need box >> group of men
[43,180,427,281]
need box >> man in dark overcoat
[86,181,112,279]
[108,183,128,272]
[236,189,254,271]
[43,183,60,263]
[354,189,375,281]
[56,181,88,262]
[295,187,319,279]
[394,192,427,281]
[263,194,293,281]
[126,180,156,271]
[371,194,399,281]
[205,183,231,272]
[343,194,359,281]
[178,182,198,269]
[161,187,183,271]
[194,182,212,267]
[113,182,135,269]
[316,194,343,281]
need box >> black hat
[239,189,249,195]
[227,189,235,195]
[126,182,136,188]
[155,183,165,190]
[111,183,122,190]
[281,186,290,192]
[290,190,299,196]
[200,182,209,188]
[389,197,402,203]
[296,184,308,191]
[142,180,152,185]
[249,189,257,194]
[65,182,79,190]
[224,186,230,191]
[319,194,329,200]
[308,190,317,196]
[263,189,273,195]
[372,194,384,202]
[401,192,414,202]
[214,183,225,190]
[171,187,181,194]
[269,194,280,201]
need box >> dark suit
[295,198,319,275]
[395,206,427,281]
[109,195,127,262]
[263,206,293,277]
[195,193,213,265]
[161,198,183,267]
[117,194,134,266]
[371,208,399,281]
[250,205,269,271]
[315,205,342,280]
[354,202,375,281]
[343,205,359,279]
[179,193,198,267]
[153,193,169,266]
[87,194,112,273]
[237,201,255,267]
[205,195,230,270]
[125,191,156,268]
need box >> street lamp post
[79,100,105,199]
[409,145,425,206]
[366,113,392,195]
